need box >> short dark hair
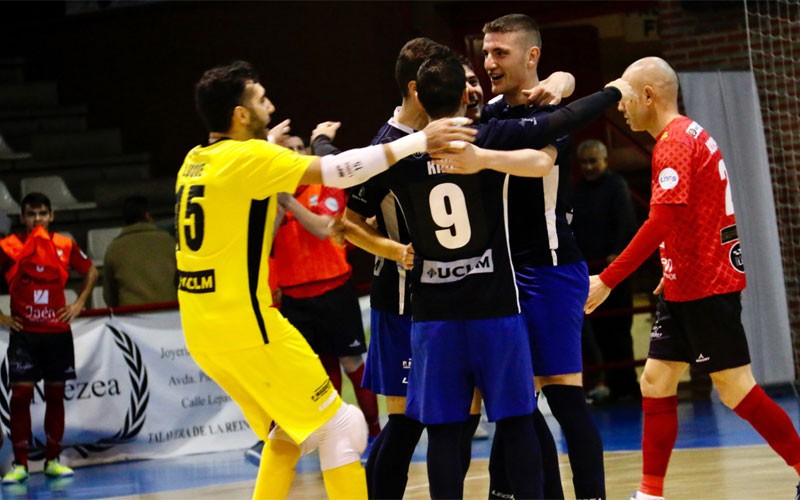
[395,38,451,98]
[21,192,51,212]
[456,54,475,72]
[195,60,260,133]
[416,55,466,119]
[482,14,542,48]
[122,196,149,225]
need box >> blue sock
[543,384,606,499]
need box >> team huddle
[175,13,800,500]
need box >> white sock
[634,492,665,500]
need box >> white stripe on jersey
[380,191,407,315]
[501,173,521,313]
[543,163,560,265]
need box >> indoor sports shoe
[244,440,264,466]
[43,459,74,478]
[2,464,29,484]
[472,420,490,440]
[629,492,664,500]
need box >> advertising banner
[0,311,257,469]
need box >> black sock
[495,413,543,500]
[460,413,481,478]
[365,423,388,498]
[489,408,562,499]
[488,430,512,499]
[542,385,606,500]
[533,408,565,499]
[371,413,424,499]
[426,422,465,499]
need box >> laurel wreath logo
[0,324,149,458]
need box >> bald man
[585,57,800,500]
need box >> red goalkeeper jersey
[652,116,746,301]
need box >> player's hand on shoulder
[605,78,635,102]
[422,117,476,152]
[431,143,486,175]
[311,121,341,143]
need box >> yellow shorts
[190,308,342,444]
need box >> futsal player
[175,59,475,499]
[584,56,800,500]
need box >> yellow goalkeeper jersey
[175,138,313,353]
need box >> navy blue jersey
[482,96,583,268]
[347,119,414,316]
[364,117,571,321]
[347,88,621,317]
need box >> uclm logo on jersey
[33,289,49,305]
[421,249,494,284]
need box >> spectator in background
[0,208,11,237]
[282,135,309,154]
[0,192,98,483]
[103,196,177,307]
[572,139,640,403]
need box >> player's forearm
[283,196,333,240]
[478,146,555,177]
[344,209,405,263]
[310,134,342,157]
[599,204,679,288]
[537,87,623,145]
[301,117,476,187]
[75,266,99,308]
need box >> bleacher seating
[0,180,20,214]
[20,175,97,211]
[0,55,164,268]
[91,286,106,309]
[0,82,59,110]
[30,128,123,161]
[86,226,122,267]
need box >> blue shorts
[362,309,413,397]
[516,261,588,377]
[405,315,535,425]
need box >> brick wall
[659,0,800,378]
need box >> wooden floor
[127,445,797,499]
